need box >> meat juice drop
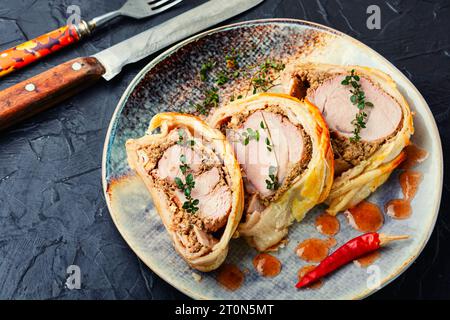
[346,201,384,232]
[296,238,337,263]
[354,251,380,268]
[400,170,422,200]
[315,213,340,236]
[298,265,323,289]
[252,253,282,277]
[385,198,411,219]
[401,144,428,169]
[216,264,244,291]
[386,143,427,219]
[385,170,422,219]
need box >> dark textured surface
[0,0,448,300]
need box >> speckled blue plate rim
[101,18,443,300]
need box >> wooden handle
[0,24,82,78]
[0,57,105,131]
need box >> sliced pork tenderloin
[282,63,414,215]
[172,167,232,232]
[209,93,334,251]
[155,146,232,234]
[307,75,402,142]
[228,109,310,203]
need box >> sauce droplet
[385,170,422,220]
[295,238,336,263]
[298,265,323,289]
[315,213,340,236]
[216,264,244,291]
[354,251,380,268]
[252,253,282,277]
[385,198,412,219]
[401,144,428,169]
[400,170,422,201]
[346,201,384,232]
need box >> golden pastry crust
[282,63,414,215]
[209,93,334,251]
[126,113,244,271]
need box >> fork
[0,0,183,78]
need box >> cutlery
[0,0,183,78]
[0,0,263,131]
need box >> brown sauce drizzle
[346,201,384,232]
[385,199,411,219]
[400,170,422,200]
[354,251,380,268]
[315,213,340,236]
[385,170,422,219]
[384,143,427,220]
[252,253,282,277]
[216,263,244,291]
[298,265,323,289]
[295,238,336,263]
[401,144,428,169]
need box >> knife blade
[94,0,264,80]
[0,0,263,130]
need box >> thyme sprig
[177,129,195,149]
[341,69,374,142]
[225,49,240,70]
[260,120,273,152]
[175,154,199,213]
[191,87,219,115]
[230,94,243,102]
[195,55,284,115]
[215,50,241,87]
[265,137,273,152]
[265,166,279,190]
[350,112,368,142]
[200,61,216,81]
[242,128,260,145]
[215,71,230,86]
[249,59,285,94]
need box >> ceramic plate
[102,19,443,299]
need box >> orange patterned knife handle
[0,23,88,78]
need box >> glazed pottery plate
[102,19,443,299]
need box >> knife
[0,0,263,131]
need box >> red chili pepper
[296,232,408,289]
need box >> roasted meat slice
[232,110,306,198]
[209,93,334,251]
[308,75,402,142]
[173,167,232,232]
[126,113,243,271]
[282,63,414,214]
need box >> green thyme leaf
[200,61,216,81]
[249,59,285,94]
[215,71,230,86]
[342,70,374,142]
[266,166,279,190]
[175,155,199,214]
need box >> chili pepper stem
[379,234,409,246]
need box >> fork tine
[150,0,183,13]
[148,0,172,8]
